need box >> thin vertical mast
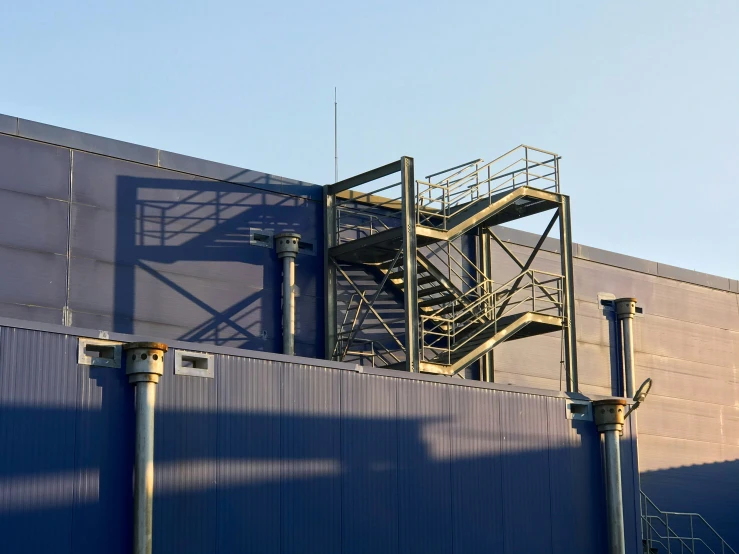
[334,87,338,183]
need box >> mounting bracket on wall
[78,337,122,368]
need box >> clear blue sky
[2,1,737,278]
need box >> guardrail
[641,491,736,554]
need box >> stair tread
[419,295,457,308]
[418,285,448,297]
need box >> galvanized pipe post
[593,398,628,554]
[276,232,301,356]
[124,342,168,554]
[615,298,637,398]
[558,195,579,392]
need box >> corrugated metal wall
[0,321,641,553]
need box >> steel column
[324,188,337,360]
[124,342,168,554]
[400,156,420,372]
[479,227,494,382]
[558,195,578,392]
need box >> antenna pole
[334,87,338,183]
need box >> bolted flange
[593,398,628,433]
[614,297,637,319]
[275,232,301,259]
[123,342,168,384]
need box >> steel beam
[400,156,420,372]
[559,195,579,392]
[324,187,337,359]
[327,160,401,195]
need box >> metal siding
[0,322,645,553]
[498,391,553,554]
[447,385,505,553]
[0,113,17,135]
[0,327,77,554]
[0,301,63,325]
[0,188,70,254]
[545,396,607,553]
[396,378,453,554]
[340,371,399,554]
[154,352,218,554]
[281,362,342,554]
[216,355,281,554]
[17,118,159,166]
[71,335,134,554]
[0,241,68,311]
[0,132,70,199]
[67,149,320,351]
[621,415,642,554]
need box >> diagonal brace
[334,260,407,354]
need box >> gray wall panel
[68,256,280,345]
[635,353,739,407]
[216,355,282,554]
[447,385,505,553]
[18,118,158,166]
[154,355,218,554]
[340,372,399,554]
[396,379,453,554]
[0,133,69,199]
[546,396,607,553]
[499,392,553,554]
[0,188,69,254]
[0,322,631,553]
[636,314,737,369]
[0,113,17,135]
[0,301,62,325]
[0,328,78,554]
[71,336,134,554]
[0,245,67,309]
[281,363,342,554]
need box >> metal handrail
[420,269,563,364]
[415,145,560,231]
[641,491,736,554]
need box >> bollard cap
[124,342,168,384]
[592,398,628,432]
[614,298,637,318]
[275,232,301,259]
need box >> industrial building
[0,112,736,553]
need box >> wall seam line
[63,150,74,326]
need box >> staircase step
[418,285,448,297]
[388,268,429,280]
[419,295,457,308]
[378,259,403,271]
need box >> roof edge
[0,112,322,201]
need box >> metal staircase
[324,145,579,390]
[641,491,736,554]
